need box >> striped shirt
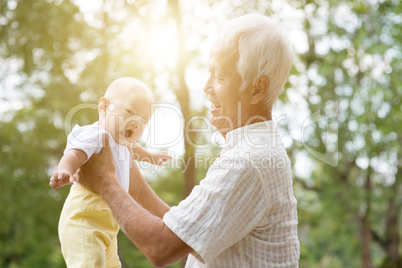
[163,121,300,267]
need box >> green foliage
[284,0,402,266]
[0,0,87,266]
[1,0,193,266]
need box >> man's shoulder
[225,133,288,159]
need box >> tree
[0,1,90,266]
[285,0,402,267]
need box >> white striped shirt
[163,121,300,267]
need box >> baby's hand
[149,151,173,166]
[49,170,74,189]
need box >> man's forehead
[208,42,239,70]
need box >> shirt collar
[225,120,276,145]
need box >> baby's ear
[98,97,109,114]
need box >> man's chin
[211,117,233,136]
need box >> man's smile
[208,98,221,114]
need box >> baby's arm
[49,149,87,189]
[129,142,172,166]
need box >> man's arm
[75,136,193,267]
[103,182,192,267]
[128,162,170,218]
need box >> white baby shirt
[64,122,130,192]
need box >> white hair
[218,14,293,107]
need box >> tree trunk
[168,0,196,197]
[381,166,401,268]
[168,1,196,267]
[356,168,374,268]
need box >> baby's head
[98,77,155,145]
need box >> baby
[49,77,170,267]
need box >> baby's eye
[125,109,134,116]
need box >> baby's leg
[58,185,121,268]
[105,234,121,268]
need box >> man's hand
[49,170,73,189]
[74,135,118,194]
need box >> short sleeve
[64,124,106,163]
[163,156,268,263]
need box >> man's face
[203,41,252,136]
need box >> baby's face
[102,91,153,146]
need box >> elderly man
[52,14,300,267]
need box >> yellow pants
[58,185,121,268]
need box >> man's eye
[215,76,224,83]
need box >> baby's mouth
[124,129,133,138]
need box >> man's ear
[98,97,110,114]
[250,76,269,104]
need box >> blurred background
[0,0,401,267]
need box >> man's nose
[203,76,213,94]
